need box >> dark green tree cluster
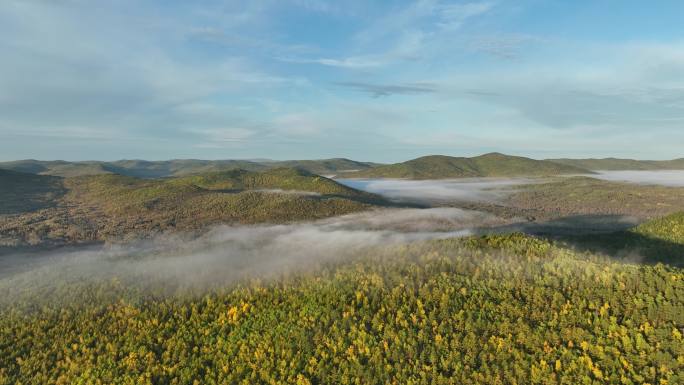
[1,234,682,384]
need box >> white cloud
[0,0,307,150]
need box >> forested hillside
[0,168,382,248]
[507,177,684,220]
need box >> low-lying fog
[337,178,534,205]
[592,170,684,187]
[0,176,646,295]
[0,208,512,294]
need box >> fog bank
[593,170,684,187]
[0,207,506,296]
[337,178,534,205]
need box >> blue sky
[1,0,683,162]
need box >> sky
[1,0,683,162]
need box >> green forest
[1,230,682,385]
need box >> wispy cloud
[279,55,385,69]
[0,0,306,156]
[283,1,497,70]
[188,26,317,56]
[187,127,257,143]
[335,81,436,97]
[356,0,495,44]
[434,41,684,133]
[436,1,496,31]
[469,34,542,59]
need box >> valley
[3,3,682,383]
[1,155,683,384]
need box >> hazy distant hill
[0,158,377,178]
[341,153,590,179]
[0,159,268,178]
[548,158,684,170]
[262,158,379,175]
[0,160,113,177]
[105,159,269,178]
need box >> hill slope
[174,168,371,197]
[549,157,684,170]
[632,211,684,245]
[343,153,590,179]
[507,176,684,220]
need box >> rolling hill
[265,158,379,175]
[173,168,372,197]
[105,159,269,178]
[548,157,684,170]
[341,153,590,179]
[0,168,384,248]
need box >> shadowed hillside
[0,170,65,215]
[341,153,590,179]
[551,212,684,266]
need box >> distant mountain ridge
[0,158,377,178]
[7,154,684,180]
[547,158,684,171]
[340,153,590,179]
